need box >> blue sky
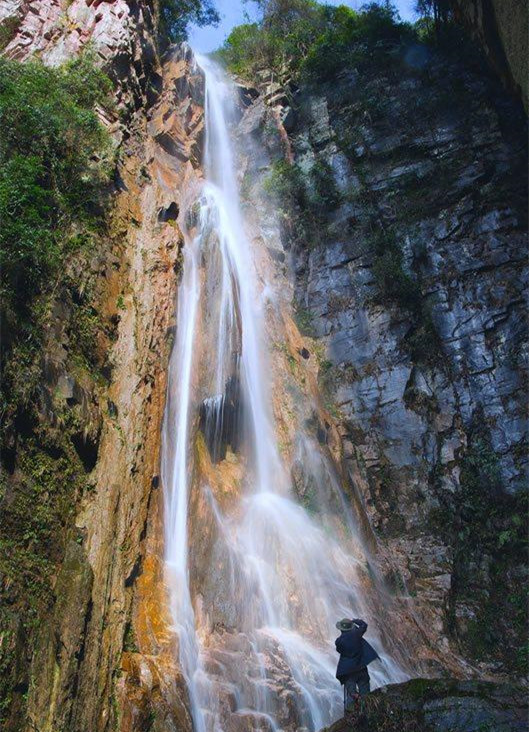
[188,0,418,52]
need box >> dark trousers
[344,667,370,709]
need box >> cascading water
[161,50,408,731]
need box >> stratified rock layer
[252,43,527,675]
[0,4,205,731]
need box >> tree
[159,0,220,42]
[415,0,453,40]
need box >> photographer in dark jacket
[335,617,379,711]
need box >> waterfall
[161,50,407,732]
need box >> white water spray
[161,51,407,732]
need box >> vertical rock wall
[0,2,526,729]
[0,5,205,730]
[452,0,528,112]
[251,41,527,677]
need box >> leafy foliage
[0,55,113,725]
[264,158,341,248]
[0,52,112,367]
[216,1,415,82]
[216,0,325,77]
[303,2,415,80]
[159,0,219,42]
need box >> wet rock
[239,98,267,135]
[158,201,179,223]
[199,372,243,463]
[27,539,94,731]
[320,678,528,732]
[1,28,203,732]
[277,43,528,671]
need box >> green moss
[0,413,95,729]
[447,434,529,673]
[317,358,334,393]
[265,158,342,250]
[1,435,89,607]
[122,622,139,653]
[406,678,435,699]
[300,486,319,516]
[293,304,316,337]
[69,300,104,370]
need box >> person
[335,617,379,712]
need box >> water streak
[162,50,407,732]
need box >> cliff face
[0,0,160,111]
[0,4,203,730]
[452,0,528,112]
[0,3,527,730]
[251,43,527,676]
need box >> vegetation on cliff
[217,1,415,81]
[0,52,112,373]
[0,52,114,728]
[448,432,528,673]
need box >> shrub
[302,2,415,80]
[216,1,415,82]
[371,229,420,308]
[215,1,336,79]
[215,23,265,76]
[264,158,341,249]
[0,53,112,351]
[372,247,420,310]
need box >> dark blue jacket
[335,620,380,682]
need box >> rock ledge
[321,678,528,732]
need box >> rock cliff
[247,36,527,678]
[0,3,204,730]
[0,2,527,730]
[452,0,528,111]
[0,0,160,111]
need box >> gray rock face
[293,79,526,489]
[0,0,160,111]
[265,51,527,671]
[321,678,528,732]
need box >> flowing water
[161,51,408,732]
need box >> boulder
[320,678,528,732]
